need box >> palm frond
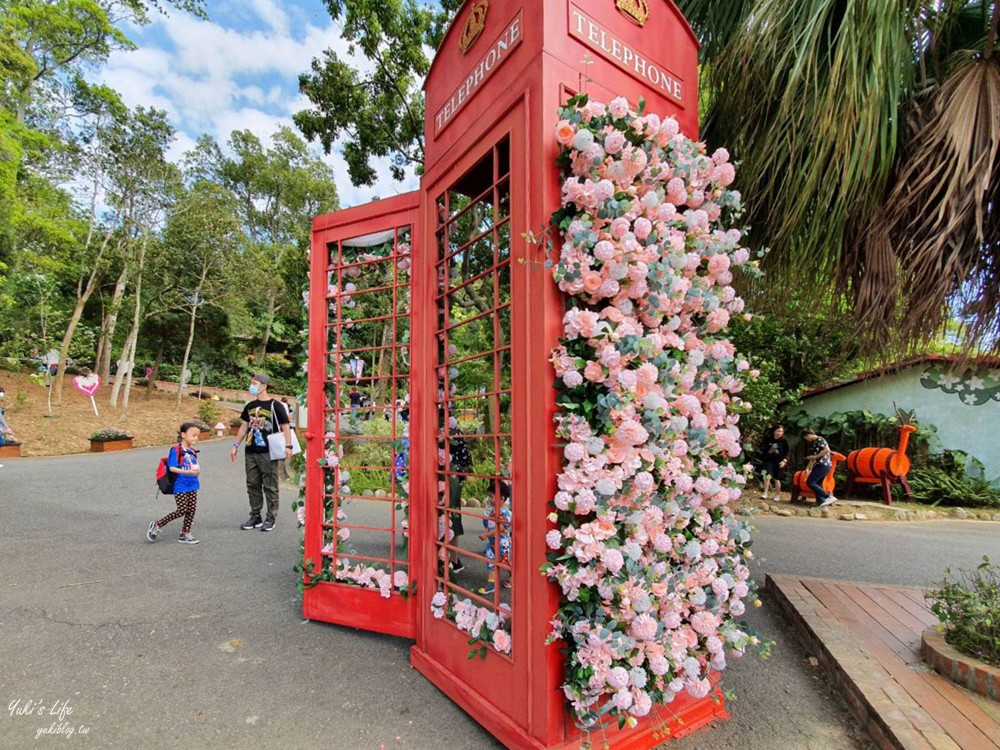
[675,0,755,61]
[705,0,916,294]
[859,52,1000,353]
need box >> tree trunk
[255,290,278,363]
[115,236,148,412]
[146,343,165,400]
[175,263,209,411]
[93,297,105,373]
[54,228,114,402]
[101,263,129,384]
[375,322,394,415]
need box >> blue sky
[96,0,419,207]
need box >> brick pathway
[767,574,1000,750]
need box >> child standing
[147,423,202,544]
[478,479,512,595]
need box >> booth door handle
[305,433,314,440]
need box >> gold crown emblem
[459,1,490,54]
[615,0,650,26]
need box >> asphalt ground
[1,441,996,749]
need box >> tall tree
[294,0,463,187]
[162,180,240,410]
[1,0,205,126]
[186,127,338,362]
[676,0,1000,353]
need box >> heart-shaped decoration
[73,373,101,396]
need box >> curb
[741,499,1000,523]
[921,627,1000,702]
[765,575,902,750]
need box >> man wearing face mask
[230,374,291,532]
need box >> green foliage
[676,0,1000,354]
[295,0,464,186]
[904,455,1000,509]
[928,557,1000,668]
[728,304,863,448]
[196,399,221,425]
[782,408,1000,507]
[89,427,132,441]
[782,409,938,462]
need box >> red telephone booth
[305,2,727,748]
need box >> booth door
[304,197,419,640]
[411,106,532,732]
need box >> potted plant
[228,415,243,436]
[191,419,213,441]
[89,428,134,452]
[0,437,22,458]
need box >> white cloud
[248,0,290,36]
[93,3,412,208]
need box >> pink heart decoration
[73,374,101,396]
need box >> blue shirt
[168,446,200,493]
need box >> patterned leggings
[157,491,198,534]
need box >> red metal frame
[306,3,728,749]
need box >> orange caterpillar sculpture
[790,452,847,503]
[845,406,916,505]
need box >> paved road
[1,444,995,749]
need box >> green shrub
[927,557,1000,668]
[782,408,938,465]
[901,452,1000,509]
[197,400,222,425]
[89,428,133,442]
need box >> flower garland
[431,591,512,656]
[544,94,763,729]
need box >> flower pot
[0,443,23,458]
[90,438,133,453]
[229,425,241,436]
[199,431,212,441]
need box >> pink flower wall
[545,95,763,729]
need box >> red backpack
[156,444,183,495]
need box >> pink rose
[603,548,625,573]
[609,96,630,119]
[604,131,626,155]
[555,119,576,146]
[492,628,511,654]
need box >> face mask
[249,384,260,396]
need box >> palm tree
[677,0,1000,354]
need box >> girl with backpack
[147,422,202,544]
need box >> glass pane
[321,225,411,599]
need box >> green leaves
[682,0,1000,355]
[927,556,1000,667]
[296,0,464,187]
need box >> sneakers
[449,560,465,574]
[177,533,200,544]
[146,521,159,542]
[260,517,276,532]
[818,495,838,508]
[240,515,263,530]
